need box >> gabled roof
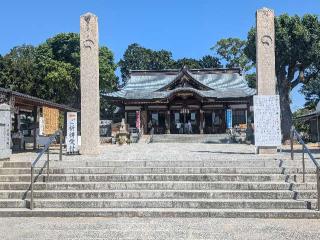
[0,87,79,112]
[104,67,256,100]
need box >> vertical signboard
[0,104,11,159]
[43,107,59,135]
[226,109,232,129]
[39,117,44,136]
[136,111,141,130]
[254,95,281,146]
[66,112,78,154]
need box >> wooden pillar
[33,106,37,150]
[199,109,204,134]
[141,110,148,134]
[166,110,170,134]
[124,112,128,123]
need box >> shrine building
[104,66,256,134]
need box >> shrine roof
[104,67,256,100]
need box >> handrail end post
[59,131,63,161]
[317,168,320,211]
[290,128,294,160]
[30,166,34,210]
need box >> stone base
[0,149,11,161]
[257,146,277,154]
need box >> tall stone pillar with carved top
[255,8,279,154]
[80,13,100,155]
[256,7,276,95]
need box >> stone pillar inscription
[80,12,100,155]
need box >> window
[232,109,246,126]
[127,111,136,128]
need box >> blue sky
[1,0,319,110]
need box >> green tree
[99,46,119,118]
[212,38,252,71]
[212,38,255,88]
[292,108,311,137]
[245,14,320,141]
[0,45,37,94]
[301,76,320,109]
[199,55,222,68]
[0,33,119,115]
[174,58,201,69]
[119,43,174,83]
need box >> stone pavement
[1,217,320,240]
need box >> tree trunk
[278,72,292,142]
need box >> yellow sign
[43,107,59,135]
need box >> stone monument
[80,13,100,155]
[117,118,129,144]
[255,8,280,154]
[0,104,11,160]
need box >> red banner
[136,111,140,129]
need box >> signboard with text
[254,95,281,146]
[66,112,78,154]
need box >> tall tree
[245,14,320,141]
[300,76,320,109]
[0,45,37,94]
[119,43,174,84]
[212,38,252,71]
[174,58,201,69]
[0,33,119,113]
[199,55,222,68]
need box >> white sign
[39,117,44,136]
[254,95,281,146]
[66,112,78,154]
[0,104,11,159]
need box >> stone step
[2,162,31,168]
[47,160,317,168]
[0,181,316,191]
[0,167,317,175]
[0,190,317,200]
[151,134,231,143]
[5,159,314,168]
[0,199,310,209]
[0,174,317,182]
[1,208,320,218]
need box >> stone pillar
[256,7,276,95]
[0,104,11,160]
[255,8,278,154]
[80,12,100,155]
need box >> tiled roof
[104,67,256,100]
[0,87,79,112]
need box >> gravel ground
[1,217,320,240]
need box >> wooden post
[166,110,171,134]
[199,109,204,134]
[33,106,37,150]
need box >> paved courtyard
[2,217,320,240]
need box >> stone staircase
[151,134,231,143]
[0,155,319,218]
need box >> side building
[104,67,256,135]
